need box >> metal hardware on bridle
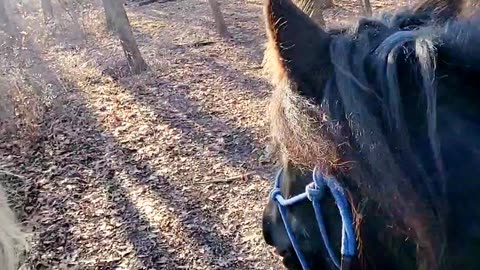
[269,167,356,270]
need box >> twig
[192,41,215,47]
[138,0,158,6]
[138,0,176,6]
[195,172,254,185]
[0,170,26,179]
[175,41,216,48]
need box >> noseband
[269,167,357,270]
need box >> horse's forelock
[268,80,341,171]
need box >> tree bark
[310,0,327,27]
[0,0,8,26]
[41,0,54,24]
[56,0,85,38]
[103,1,115,31]
[207,0,230,38]
[0,0,16,40]
[310,8,325,27]
[102,0,148,74]
[360,0,372,16]
[319,0,334,9]
[295,0,334,27]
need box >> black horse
[261,0,480,269]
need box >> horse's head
[261,0,480,269]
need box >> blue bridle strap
[269,167,356,270]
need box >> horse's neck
[438,107,480,268]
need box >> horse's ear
[263,0,331,93]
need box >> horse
[261,0,480,269]
[0,184,26,270]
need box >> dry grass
[0,0,415,269]
[0,0,93,144]
[0,63,48,145]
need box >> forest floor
[0,0,410,269]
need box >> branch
[194,172,254,185]
[0,170,26,179]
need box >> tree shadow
[35,100,182,269]
[0,55,87,269]
[102,70,270,176]
[0,36,183,269]
[58,74,262,268]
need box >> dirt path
[0,0,411,269]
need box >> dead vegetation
[0,0,412,269]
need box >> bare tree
[0,0,8,26]
[102,0,115,31]
[208,0,230,38]
[309,0,328,26]
[296,0,334,27]
[57,0,86,38]
[0,0,16,40]
[41,0,54,24]
[315,0,334,9]
[102,0,148,74]
[360,0,372,16]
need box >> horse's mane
[266,7,480,269]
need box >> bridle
[269,167,357,270]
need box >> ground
[0,0,410,269]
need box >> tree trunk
[0,0,8,26]
[41,0,54,24]
[310,0,329,27]
[295,0,334,27]
[57,0,87,38]
[0,0,15,40]
[102,1,115,31]
[319,0,334,9]
[102,0,148,74]
[360,0,372,16]
[207,0,230,38]
[310,8,325,27]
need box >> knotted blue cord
[269,167,356,270]
[270,169,311,270]
[313,167,356,259]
